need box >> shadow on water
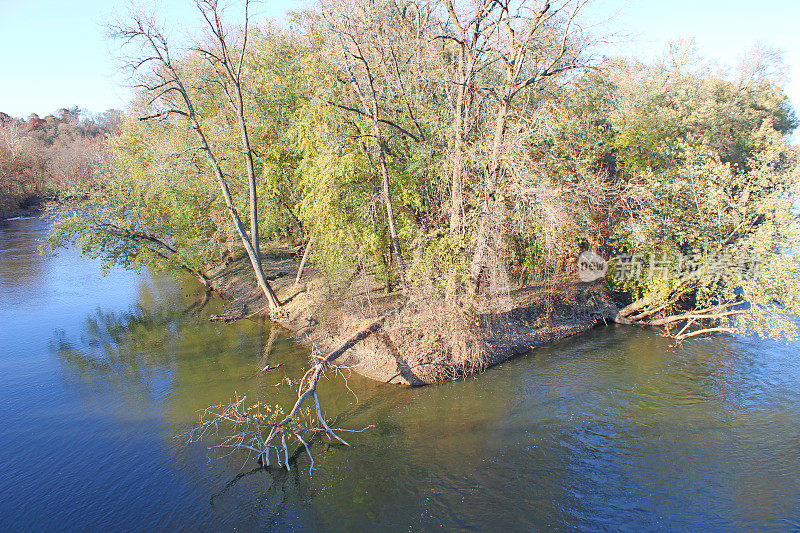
[207,434,327,524]
[50,292,211,397]
[43,273,328,528]
[0,216,48,291]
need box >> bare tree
[110,1,282,314]
[438,0,495,234]
[456,0,592,294]
[0,120,21,159]
[193,0,263,270]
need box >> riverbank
[205,249,619,385]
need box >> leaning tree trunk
[115,4,282,316]
[234,85,262,270]
[188,112,281,313]
[611,277,745,340]
[295,236,313,284]
[374,126,407,291]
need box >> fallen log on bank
[613,299,747,340]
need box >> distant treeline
[0,107,121,218]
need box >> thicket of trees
[0,107,120,218]
[45,0,799,342]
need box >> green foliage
[290,36,428,280]
[43,120,219,277]
[602,45,800,339]
[42,8,800,342]
[410,230,471,297]
[44,25,313,276]
[295,109,384,275]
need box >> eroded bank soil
[206,251,618,385]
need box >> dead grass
[387,297,487,381]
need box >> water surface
[1,216,799,531]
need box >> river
[1,215,799,531]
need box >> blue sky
[0,0,308,117]
[1,0,799,123]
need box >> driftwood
[209,306,246,322]
[182,316,385,473]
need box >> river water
[1,216,799,531]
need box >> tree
[109,0,282,314]
[318,0,423,291]
[44,112,217,287]
[0,119,21,159]
[601,45,800,340]
[454,0,592,294]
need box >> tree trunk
[469,98,510,293]
[190,116,281,313]
[375,129,407,291]
[450,54,466,234]
[117,7,280,315]
[295,236,313,284]
[366,66,407,291]
[340,40,408,292]
[383,243,394,293]
[234,85,262,270]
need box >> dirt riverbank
[0,197,47,222]
[206,250,619,385]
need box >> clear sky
[1,0,799,121]
[0,0,308,117]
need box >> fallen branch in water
[209,306,246,322]
[615,299,746,340]
[181,317,385,474]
